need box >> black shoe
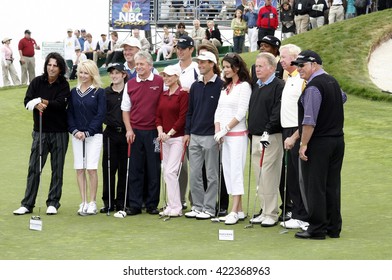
[125,208,142,216]
[295,231,325,240]
[99,206,115,213]
[253,208,263,218]
[218,209,227,217]
[327,232,340,238]
[182,203,188,210]
[146,208,159,215]
[279,211,292,221]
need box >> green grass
[1,11,392,260]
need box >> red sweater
[257,5,279,30]
[155,87,188,137]
[127,74,164,130]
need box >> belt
[5,59,13,61]
[107,126,125,133]
[332,4,343,6]
[248,26,256,28]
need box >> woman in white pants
[156,65,189,217]
[156,25,174,62]
[214,53,252,225]
[1,38,21,86]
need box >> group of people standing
[13,30,346,240]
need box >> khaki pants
[294,14,310,34]
[1,60,21,86]
[21,56,36,85]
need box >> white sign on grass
[41,42,64,59]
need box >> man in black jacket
[293,0,312,34]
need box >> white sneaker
[195,211,214,220]
[86,201,97,215]
[225,212,239,225]
[300,223,309,231]
[280,218,309,229]
[13,206,31,215]
[185,209,200,218]
[238,211,246,220]
[46,206,57,215]
[78,202,88,216]
[249,214,265,224]
[261,217,277,227]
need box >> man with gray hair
[191,19,205,50]
[121,51,164,216]
[248,52,284,227]
[278,44,309,230]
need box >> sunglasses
[297,62,311,68]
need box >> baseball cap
[291,50,323,65]
[195,51,217,64]
[120,37,141,49]
[107,63,127,73]
[2,37,11,44]
[160,65,181,77]
[24,29,31,34]
[258,35,281,49]
[176,35,194,49]
[67,28,73,32]
[75,46,81,51]
[81,28,86,32]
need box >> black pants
[21,131,68,211]
[300,136,344,236]
[102,127,128,210]
[128,129,160,210]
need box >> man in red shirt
[18,30,40,85]
[257,0,278,42]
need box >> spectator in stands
[219,0,236,20]
[183,0,195,19]
[171,0,184,20]
[156,25,174,62]
[243,1,259,52]
[160,0,171,20]
[203,20,222,48]
[74,30,81,41]
[64,28,81,75]
[236,0,248,11]
[309,0,328,29]
[280,1,296,39]
[101,31,124,68]
[293,0,311,34]
[132,29,150,52]
[328,0,344,24]
[199,0,212,20]
[18,29,40,85]
[95,34,110,63]
[231,9,247,54]
[257,0,279,40]
[191,19,205,51]
[1,37,21,86]
[83,33,96,61]
[79,29,87,51]
[69,46,87,80]
[166,22,188,59]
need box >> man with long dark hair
[14,52,70,215]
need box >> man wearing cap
[95,34,110,63]
[18,29,40,85]
[82,33,96,61]
[257,0,279,41]
[64,28,81,76]
[173,35,199,210]
[251,35,283,83]
[292,50,346,239]
[100,63,129,213]
[1,37,21,86]
[248,52,284,227]
[120,37,158,80]
[121,51,164,215]
[184,51,223,220]
[69,46,87,80]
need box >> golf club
[211,145,222,223]
[161,142,188,222]
[245,140,252,219]
[244,146,265,229]
[159,140,168,218]
[31,111,43,221]
[114,141,131,218]
[279,149,289,234]
[78,139,88,216]
[107,137,111,216]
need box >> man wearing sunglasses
[292,50,346,240]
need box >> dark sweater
[24,75,70,133]
[298,73,344,137]
[104,84,124,128]
[293,0,312,15]
[248,77,284,136]
[185,75,223,136]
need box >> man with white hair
[191,19,205,50]
[184,51,223,220]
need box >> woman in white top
[156,25,174,61]
[1,38,20,86]
[214,53,252,225]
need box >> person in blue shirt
[243,1,259,52]
[67,60,106,216]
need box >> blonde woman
[67,60,106,215]
[156,65,188,217]
[156,25,174,62]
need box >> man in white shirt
[83,33,97,62]
[64,28,81,75]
